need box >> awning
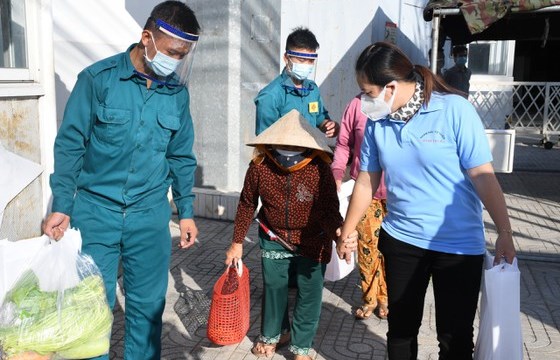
[424,0,560,44]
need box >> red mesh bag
[207,260,250,345]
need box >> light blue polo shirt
[360,93,492,255]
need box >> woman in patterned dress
[225,109,357,360]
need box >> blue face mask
[144,34,182,77]
[455,56,468,66]
[289,61,315,81]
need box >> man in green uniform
[42,2,200,359]
[254,27,339,137]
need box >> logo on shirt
[296,184,313,202]
[308,101,319,114]
[419,130,446,143]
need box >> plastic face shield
[155,19,199,86]
[286,50,318,82]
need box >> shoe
[374,303,388,320]
[354,304,376,320]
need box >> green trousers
[260,237,326,355]
[71,192,172,360]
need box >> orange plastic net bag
[207,260,250,345]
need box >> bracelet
[498,228,513,234]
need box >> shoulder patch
[86,53,121,77]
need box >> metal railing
[469,81,560,141]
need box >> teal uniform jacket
[50,44,197,219]
[254,68,330,135]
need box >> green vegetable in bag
[0,270,112,358]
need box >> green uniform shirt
[50,44,197,219]
[254,68,330,135]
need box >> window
[468,40,515,77]
[1,0,27,68]
[0,0,35,82]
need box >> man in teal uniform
[42,2,200,359]
[254,27,339,137]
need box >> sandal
[355,304,376,320]
[251,341,276,358]
[251,333,290,358]
[374,303,389,320]
[294,355,312,360]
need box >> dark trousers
[378,229,483,360]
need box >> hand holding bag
[207,259,250,345]
[474,251,523,360]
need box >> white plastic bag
[0,229,112,359]
[324,240,355,282]
[474,251,523,360]
[337,179,355,218]
[0,236,50,305]
[324,180,356,282]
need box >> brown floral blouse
[232,154,343,264]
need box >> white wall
[281,0,431,122]
[51,0,434,193]
[52,0,160,122]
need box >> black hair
[452,45,468,57]
[356,42,462,104]
[145,1,200,38]
[285,27,319,52]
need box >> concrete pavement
[109,134,560,360]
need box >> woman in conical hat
[224,109,357,360]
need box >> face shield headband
[286,50,318,82]
[155,19,199,86]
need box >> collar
[120,44,185,92]
[417,92,447,115]
[280,68,315,95]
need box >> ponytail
[413,65,466,104]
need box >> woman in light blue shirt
[336,42,516,360]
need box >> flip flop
[355,304,376,320]
[251,341,276,358]
[251,333,290,358]
[374,303,389,320]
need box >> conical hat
[247,109,332,154]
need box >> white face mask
[144,34,182,77]
[360,84,397,121]
[289,61,315,81]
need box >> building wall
[0,0,57,240]
[0,99,44,240]
[52,0,432,195]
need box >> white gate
[469,81,560,141]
